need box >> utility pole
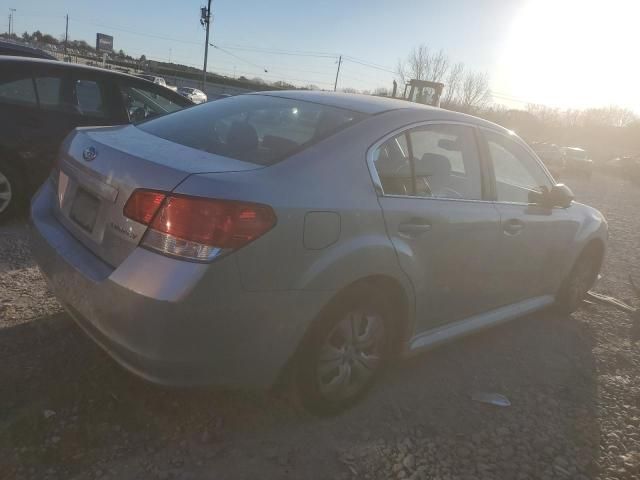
[64,14,69,56]
[200,0,212,90]
[334,55,342,92]
[8,8,16,37]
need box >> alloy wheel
[316,309,385,402]
[0,170,12,214]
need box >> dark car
[562,147,593,178]
[0,57,193,221]
[0,40,57,60]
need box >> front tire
[556,248,601,314]
[296,287,391,415]
[0,159,24,223]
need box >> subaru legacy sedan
[30,92,607,414]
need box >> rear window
[138,94,366,165]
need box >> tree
[32,30,43,43]
[21,31,30,42]
[396,45,450,85]
[342,87,358,94]
[459,71,491,112]
[41,34,58,44]
[139,54,147,62]
[251,77,266,85]
[373,87,389,97]
[441,62,464,108]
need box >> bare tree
[341,87,358,94]
[459,72,491,112]
[441,62,464,108]
[396,44,450,85]
[582,106,637,128]
[373,86,390,97]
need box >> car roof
[0,56,148,81]
[251,90,510,132]
[0,41,57,60]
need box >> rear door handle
[503,219,524,235]
[398,220,432,237]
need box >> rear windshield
[138,94,367,165]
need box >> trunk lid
[54,125,261,267]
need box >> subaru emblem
[82,146,97,162]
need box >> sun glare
[496,0,640,112]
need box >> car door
[481,128,577,303]
[0,65,79,191]
[371,122,504,331]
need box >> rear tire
[0,159,24,223]
[296,286,392,415]
[556,247,601,314]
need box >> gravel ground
[0,171,639,480]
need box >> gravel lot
[1,171,639,480]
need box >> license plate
[70,188,100,233]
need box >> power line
[68,17,201,45]
[210,44,268,72]
[343,56,395,75]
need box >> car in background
[531,142,564,177]
[30,91,607,414]
[562,147,593,178]
[177,87,208,104]
[0,57,193,222]
[605,155,640,182]
[136,74,178,92]
[0,40,57,60]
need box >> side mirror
[529,184,574,208]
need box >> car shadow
[0,307,600,479]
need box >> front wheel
[0,160,23,223]
[296,288,391,415]
[556,249,601,314]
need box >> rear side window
[372,124,483,200]
[35,76,64,109]
[74,79,107,117]
[138,95,366,165]
[0,73,37,107]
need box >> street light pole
[201,0,212,90]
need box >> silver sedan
[30,91,607,414]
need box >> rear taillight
[124,189,276,262]
[123,190,166,224]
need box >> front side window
[121,83,185,122]
[74,79,107,117]
[0,73,37,107]
[485,130,553,203]
[139,94,366,165]
[372,124,483,200]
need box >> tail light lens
[124,190,276,262]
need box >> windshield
[138,94,366,165]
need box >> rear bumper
[30,181,332,387]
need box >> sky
[2,0,639,113]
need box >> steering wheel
[129,106,148,122]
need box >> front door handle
[398,220,432,237]
[503,219,524,235]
